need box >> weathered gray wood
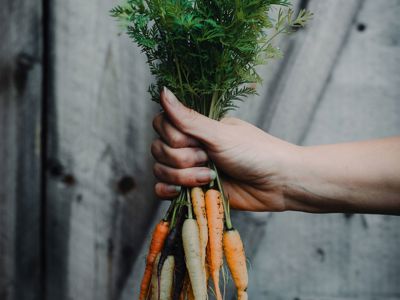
[46,0,400,298]
[226,0,365,299]
[303,0,400,145]
[0,1,43,300]
[259,0,364,142]
[46,1,158,299]
[249,0,400,298]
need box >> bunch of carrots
[111,0,310,298]
[139,182,248,300]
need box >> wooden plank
[0,1,43,300]
[248,214,400,299]
[226,0,365,299]
[302,0,400,145]
[45,0,159,299]
[259,0,364,142]
[249,0,400,298]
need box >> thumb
[160,87,221,146]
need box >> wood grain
[46,1,158,299]
[0,1,43,300]
[226,1,364,298]
[249,0,400,298]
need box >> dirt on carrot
[205,189,224,300]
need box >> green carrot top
[111,0,311,119]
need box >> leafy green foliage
[111,0,311,119]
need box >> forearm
[283,137,400,214]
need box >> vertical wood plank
[226,1,364,299]
[0,1,43,300]
[248,0,400,298]
[46,1,159,299]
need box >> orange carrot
[223,229,248,300]
[205,243,211,283]
[205,189,224,300]
[139,220,170,300]
[191,187,208,267]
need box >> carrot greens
[111,0,310,119]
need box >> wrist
[260,142,309,212]
[280,145,353,213]
[279,145,327,213]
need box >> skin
[151,87,400,214]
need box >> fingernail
[196,169,216,182]
[163,87,178,106]
[166,185,181,193]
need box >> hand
[151,87,300,211]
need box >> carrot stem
[186,188,193,219]
[208,91,219,119]
[163,198,176,222]
[171,191,184,228]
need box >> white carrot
[182,218,207,300]
[191,187,208,267]
[151,254,175,300]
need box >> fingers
[160,87,222,146]
[151,138,208,168]
[153,163,216,187]
[154,182,181,199]
[153,113,200,148]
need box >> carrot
[151,254,175,300]
[158,209,185,295]
[205,243,211,283]
[205,189,224,300]
[182,218,207,300]
[172,234,186,300]
[223,229,248,300]
[150,254,161,300]
[140,220,170,300]
[191,187,208,267]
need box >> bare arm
[151,88,400,214]
[285,138,400,214]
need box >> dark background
[1,0,399,299]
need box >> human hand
[151,87,300,211]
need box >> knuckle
[152,114,161,131]
[175,152,193,168]
[150,139,164,159]
[155,183,168,198]
[168,133,184,148]
[173,171,185,184]
[150,142,158,158]
[153,163,163,179]
[154,183,162,196]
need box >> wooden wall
[45,1,157,299]
[0,1,43,300]
[0,0,399,299]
